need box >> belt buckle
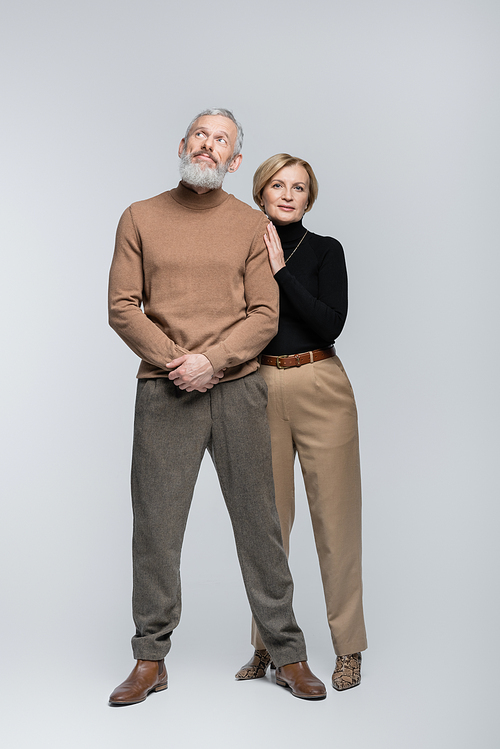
[276,354,301,368]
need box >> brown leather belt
[261,346,335,369]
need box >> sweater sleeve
[108,207,190,367]
[203,218,279,373]
[274,238,348,342]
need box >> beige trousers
[251,356,367,656]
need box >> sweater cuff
[274,266,291,284]
[167,344,191,365]
[203,342,229,374]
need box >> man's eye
[217,138,227,144]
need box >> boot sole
[275,677,327,700]
[108,681,168,707]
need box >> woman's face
[261,164,310,225]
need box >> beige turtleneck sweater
[108,182,277,382]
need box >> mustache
[191,150,218,164]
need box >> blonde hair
[253,154,319,214]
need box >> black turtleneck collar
[274,219,307,245]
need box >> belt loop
[309,350,314,363]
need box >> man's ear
[227,153,243,173]
[178,139,185,158]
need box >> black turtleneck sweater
[262,220,348,356]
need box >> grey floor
[4,588,495,749]
[2,457,498,749]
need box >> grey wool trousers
[130,372,307,667]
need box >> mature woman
[235,154,367,691]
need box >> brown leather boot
[235,649,273,680]
[108,660,168,706]
[275,661,327,700]
[331,652,362,691]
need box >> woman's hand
[264,222,286,275]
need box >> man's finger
[166,355,187,368]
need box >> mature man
[108,109,326,705]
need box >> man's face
[178,115,242,174]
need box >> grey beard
[179,151,230,190]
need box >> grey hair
[184,108,244,157]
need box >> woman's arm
[274,237,348,343]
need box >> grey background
[1,0,499,747]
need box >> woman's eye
[295,186,304,191]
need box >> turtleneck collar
[275,219,307,245]
[170,181,230,210]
